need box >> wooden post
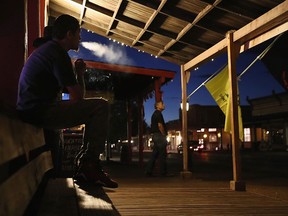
[126,99,132,163]
[27,0,40,56]
[180,65,192,178]
[138,96,144,167]
[227,31,245,191]
[39,0,48,35]
[154,79,163,102]
[0,1,25,107]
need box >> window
[209,134,217,142]
[244,128,251,142]
[208,128,217,132]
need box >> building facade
[165,92,288,152]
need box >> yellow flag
[205,65,243,141]
[224,94,244,141]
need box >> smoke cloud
[81,41,134,65]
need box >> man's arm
[158,122,166,135]
[66,59,86,102]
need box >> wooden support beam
[84,60,175,79]
[226,31,245,191]
[138,96,144,167]
[154,79,162,102]
[180,65,192,178]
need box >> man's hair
[33,26,54,48]
[154,100,163,109]
[43,26,53,38]
[53,14,80,40]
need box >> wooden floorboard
[74,180,120,216]
[39,178,120,216]
[107,186,288,216]
[37,155,288,216]
[38,178,79,216]
[38,177,288,216]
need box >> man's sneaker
[94,169,118,188]
[74,161,118,188]
[73,172,88,183]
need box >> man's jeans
[18,98,109,163]
[146,133,167,175]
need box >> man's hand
[66,59,86,101]
[74,58,86,77]
[158,122,166,136]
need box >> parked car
[177,141,204,154]
[193,143,204,152]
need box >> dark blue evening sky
[69,29,285,125]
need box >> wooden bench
[0,108,53,216]
[37,177,119,216]
[0,107,118,216]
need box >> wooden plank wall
[0,111,53,216]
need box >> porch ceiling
[47,0,287,67]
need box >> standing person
[16,14,118,188]
[146,100,171,177]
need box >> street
[168,151,288,181]
[109,149,288,181]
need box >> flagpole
[187,33,282,100]
[187,64,227,100]
[238,33,282,80]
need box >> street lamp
[180,101,189,111]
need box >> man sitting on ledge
[16,14,118,188]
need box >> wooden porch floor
[38,159,288,216]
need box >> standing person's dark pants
[146,133,167,176]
